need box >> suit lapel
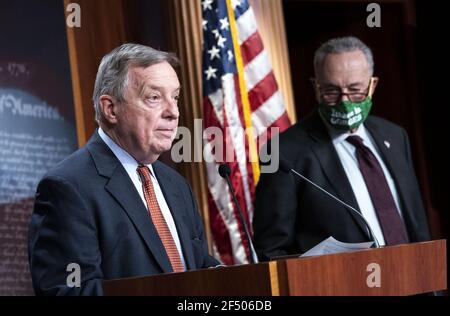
[105,167,174,273]
[364,119,419,228]
[152,162,196,270]
[305,113,373,239]
[87,131,173,273]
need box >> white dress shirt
[98,128,186,268]
[326,124,405,246]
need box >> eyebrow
[322,82,365,89]
[138,85,181,97]
[348,83,365,88]
[148,84,181,91]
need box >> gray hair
[314,36,374,77]
[93,43,179,123]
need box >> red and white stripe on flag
[202,0,290,265]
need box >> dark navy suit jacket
[28,131,220,295]
[254,112,431,261]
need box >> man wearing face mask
[253,36,431,261]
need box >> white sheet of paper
[300,236,374,257]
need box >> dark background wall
[283,0,448,248]
[0,0,78,295]
[414,0,449,242]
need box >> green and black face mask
[318,97,372,131]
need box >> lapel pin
[384,140,390,148]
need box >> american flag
[202,0,290,265]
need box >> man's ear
[310,77,321,103]
[370,77,379,96]
[99,95,118,124]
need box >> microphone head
[218,163,231,178]
[279,158,293,173]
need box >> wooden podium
[103,240,447,296]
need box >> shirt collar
[325,123,370,146]
[98,127,156,178]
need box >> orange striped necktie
[136,165,185,272]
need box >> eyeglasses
[315,78,374,105]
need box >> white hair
[314,36,374,77]
[92,43,179,123]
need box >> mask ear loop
[367,77,375,98]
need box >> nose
[164,97,179,119]
[340,90,350,102]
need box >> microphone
[279,159,380,248]
[218,163,259,264]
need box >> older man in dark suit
[253,36,431,261]
[28,43,220,295]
